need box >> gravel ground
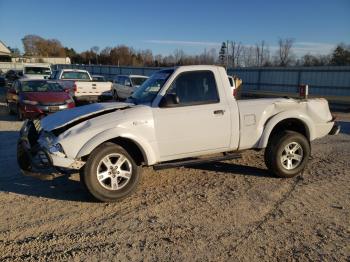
[0,91,349,261]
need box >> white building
[0,40,12,61]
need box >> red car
[6,79,75,120]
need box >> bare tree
[240,46,255,67]
[91,46,100,64]
[255,41,263,66]
[277,38,294,66]
[254,41,271,66]
[22,35,44,56]
[22,35,67,57]
[139,49,154,66]
[99,47,112,64]
[229,41,243,68]
[174,49,185,65]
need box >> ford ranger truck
[49,69,112,102]
[17,65,340,202]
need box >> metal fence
[53,64,350,105]
[53,64,163,79]
[228,66,350,104]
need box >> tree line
[11,35,350,67]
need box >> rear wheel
[83,143,141,202]
[264,131,310,178]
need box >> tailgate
[75,81,112,97]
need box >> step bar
[153,153,241,170]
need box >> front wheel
[7,101,15,115]
[113,90,119,101]
[264,131,310,178]
[17,106,23,121]
[82,143,141,202]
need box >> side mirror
[159,93,180,107]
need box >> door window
[124,77,131,87]
[165,71,219,106]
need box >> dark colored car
[5,69,23,86]
[0,75,6,87]
[6,79,75,120]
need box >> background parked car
[112,75,148,100]
[0,74,6,87]
[50,69,113,102]
[6,79,75,120]
[22,64,52,80]
[5,69,23,86]
[92,75,107,82]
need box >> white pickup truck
[22,64,52,80]
[50,69,112,102]
[17,65,340,202]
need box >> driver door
[153,70,231,161]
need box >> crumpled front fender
[75,127,158,165]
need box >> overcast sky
[0,0,349,56]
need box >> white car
[112,75,148,100]
[50,69,113,102]
[22,64,52,80]
[18,65,340,202]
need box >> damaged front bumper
[17,120,85,180]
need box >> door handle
[213,110,225,115]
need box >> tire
[113,90,119,101]
[83,143,141,202]
[7,102,15,115]
[264,131,310,178]
[17,142,32,171]
[17,106,23,121]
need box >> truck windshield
[129,69,174,104]
[24,67,51,75]
[61,71,90,80]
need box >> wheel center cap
[111,167,120,175]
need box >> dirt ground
[0,93,349,261]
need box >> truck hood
[40,102,133,132]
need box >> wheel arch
[258,112,314,148]
[77,130,156,166]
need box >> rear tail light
[233,88,237,97]
[299,84,309,99]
